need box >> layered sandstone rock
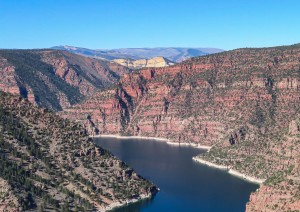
[62,45,300,146]
[113,56,175,69]
[62,44,300,211]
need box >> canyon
[1,44,300,211]
[0,49,131,111]
[62,44,300,211]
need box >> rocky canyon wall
[62,45,300,211]
[0,50,131,111]
[62,46,300,147]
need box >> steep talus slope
[0,50,131,111]
[62,44,300,211]
[112,56,175,69]
[0,91,157,211]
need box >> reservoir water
[94,137,259,212]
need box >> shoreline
[104,193,152,212]
[91,134,211,150]
[166,141,211,150]
[92,134,169,141]
[93,133,263,186]
[192,157,265,184]
[92,134,159,211]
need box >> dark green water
[94,137,258,212]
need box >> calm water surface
[94,138,258,212]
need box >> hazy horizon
[1,0,300,50]
[2,42,300,51]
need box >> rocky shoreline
[0,93,159,211]
[104,193,153,212]
[93,134,264,185]
[92,134,211,150]
[166,141,211,150]
[92,134,160,211]
[192,157,265,184]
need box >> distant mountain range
[52,46,224,62]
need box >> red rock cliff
[62,46,300,146]
[0,50,131,111]
[62,45,300,211]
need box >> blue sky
[0,0,299,50]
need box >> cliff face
[0,50,131,111]
[62,45,300,144]
[112,57,175,69]
[0,91,157,211]
[62,44,300,211]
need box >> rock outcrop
[113,57,175,69]
[0,50,131,111]
[62,44,300,211]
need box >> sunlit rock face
[113,56,175,69]
[62,45,300,146]
[62,44,300,211]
